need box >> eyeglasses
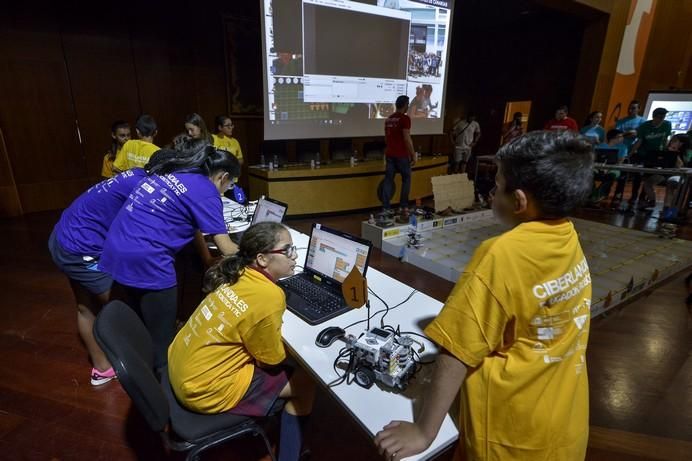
[223,123,234,128]
[265,245,298,259]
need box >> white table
[281,228,459,461]
[221,197,256,234]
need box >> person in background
[168,222,315,461]
[501,112,523,145]
[184,112,213,144]
[642,134,690,219]
[100,147,240,373]
[629,107,672,211]
[213,115,243,165]
[101,121,131,179]
[615,100,645,152]
[49,167,148,385]
[382,95,416,220]
[450,112,481,174]
[580,111,605,144]
[112,114,159,173]
[375,131,593,461]
[544,105,578,132]
[612,101,646,209]
[591,129,626,204]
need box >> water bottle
[260,154,265,166]
[273,154,279,169]
[315,152,321,169]
[310,159,315,169]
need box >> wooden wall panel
[60,10,142,180]
[0,128,22,216]
[0,9,86,213]
[636,0,692,101]
[444,0,585,154]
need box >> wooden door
[60,10,141,180]
[0,11,87,213]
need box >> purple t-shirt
[54,168,147,257]
[99,172,226,290]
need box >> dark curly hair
[496,131,594,219]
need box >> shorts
[48,229,112,295]
[454,147,472,163]
[228,364,292,417]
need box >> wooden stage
[248,156,449,216]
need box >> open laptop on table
[280,224,373,325]
[643,150,679,169]
[222,196,288,242]
[594,147,619,165]
[250,196,288,225]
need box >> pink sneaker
[90,367,117,386]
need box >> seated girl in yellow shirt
[212,114,243,164]
[184,112,213,144]
[168,222,314,461]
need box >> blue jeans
[383,157,412,209]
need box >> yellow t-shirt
[101,153,114,178]
[425,220,591,461]
[212,134,243,163]
[112,139,159,171]
[167,268,286,413]
[101,146,124,178]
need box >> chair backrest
[93,300,170,432]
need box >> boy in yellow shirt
[168,222,314,461]
[212,114,243,164]
[112,114,159,172]
[375,131,594,461]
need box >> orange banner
[605,0,657,128]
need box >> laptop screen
[305,224,372,284]
[251,197,288,225]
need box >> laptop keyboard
[280,276,348,324]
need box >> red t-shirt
[385,112,411,158]
[544,117,578,132]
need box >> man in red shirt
[544,105,579,132]
[383,95,416,216]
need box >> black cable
[341,287,417,331]
[379,288,417,327]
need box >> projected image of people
[271,52,303,76]
[408,84,439,118]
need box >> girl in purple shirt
[100,147,240,373]
[49,168,147,386]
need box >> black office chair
[93,300,277,461]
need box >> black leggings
[116,283,178,374]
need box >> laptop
[250,196,288,225]
[223,196,288,239]
[279,224,373,325]
[643,150,679,168]
[594,147,619,165]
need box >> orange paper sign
[341,265,368,308]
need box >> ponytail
[146,138,211,175]
[203,222,287,292]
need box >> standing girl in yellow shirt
[101,120,131,178]
[168,222,315,461]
